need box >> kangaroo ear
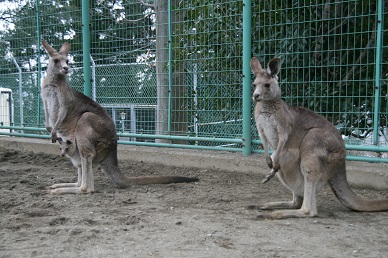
[266,58,281,78]
[250,57,263,75]
[66,140,72,145]
[57,137,63,144]
[41,40,57,56]
[59,42,70,55]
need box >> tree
[154,0,169,141]
[251,0,388,137]
[172,0,388,140]
[0,0,157,128]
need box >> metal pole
[372,0,383,145]
[193,63,198,144]
[82,0,91,97]
[167,0,172,133]
[35,0,42,124]
[242,0,252,156]
[130,105,136,141]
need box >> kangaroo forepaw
[51,132,58,143]
[265,156,273,169]
[272,163,280,171]
[261,168,278,183]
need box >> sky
[0,1,24,31]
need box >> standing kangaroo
[41,40,198,194]
[250,57,388,219]
[41,41,71,143]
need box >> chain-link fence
[0,0,387,161]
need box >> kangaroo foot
[256,205,317,219]
[256,209,317,219]
[50,182,80,189]
[50,186,94,194]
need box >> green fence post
[82,0,91,97]
[36,0,41,124]
[373,0,383,146]
[167,0,172,133]
[242,0,252,156]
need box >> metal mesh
[0,0,387,160]
[252,1,388,157]
[174,1,244,144]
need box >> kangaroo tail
[124,176,199,185]
[100,153,131,188]
[100,152,198,187]
[328,166,388,212]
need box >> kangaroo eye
[264,83,270,88]
[54,59,59,64]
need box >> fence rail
[0,0,387,162]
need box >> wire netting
[0,0,387,158]
[252,1,388,157]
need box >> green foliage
[0,0,156,128]
[251,0,387,133]
[172,0,387,139]
[90,1,156,65]
[173,0,244,135]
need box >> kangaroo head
[250,57,281,102]
[58,137,74,157]
[42,40,70,76]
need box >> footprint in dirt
[49,217,68,226]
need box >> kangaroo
[41,40,72,143]
[250,57,388,219]
[52,136,82,189]
[41,40,198,194]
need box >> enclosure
[1,2,388,257]
[0,0,387,162]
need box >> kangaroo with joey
[250,56,388,219]
[41,40,198,194]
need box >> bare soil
[0,146,387,258]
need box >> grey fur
[251,57,388,219]
[41,41,198,194]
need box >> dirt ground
[0,146,387,258]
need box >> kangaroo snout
[62,66,69,74]
[253,92,261,101]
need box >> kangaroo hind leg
[257,192,303,210]
[51,145,95,194]
[50,166,82,189]
[51,156,94,194]
[257,158,322,219]
[257,179,318,219]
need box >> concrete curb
[1,137,387,191]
